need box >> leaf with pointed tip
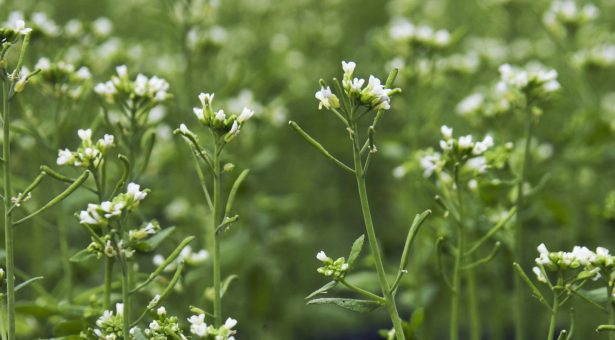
[221,274,238,298]
[15,276,43,292]
[134,226,176,253]
[307,297,382,313]
[69,249,95,263]
[305,281,338,300]
[347,234,365,268]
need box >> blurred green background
[1,0,615,338]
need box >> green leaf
[305,281,338,300]
[134,226,176,253]
[577,287,608,304]
[69,249,95,263]
[14,276,43,293]
[307,297,382,313]
[221,274,238,298]
[347,234,365,268]
[53,320,86,337]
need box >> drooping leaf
[69,248,95,263]
[307,297,382,313]
[134,226,176,252]
[305,281,338,300]
[347,234,365,268]
[14,276,43,292]
[221,274,238,298]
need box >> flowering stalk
[514,110,535,340]
[212,140,223,327]
[449,167,465,340]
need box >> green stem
[3,77,16,340]
[104,257,113,310]
[547,278,561,340]
[607,281,614,340]
[58,213,72,299]
[340,279,386,304]
[212,142,223,327]
[515,112,534,340]
[121,260,130,337]
[467,268,480,340]
[351,126,405,340]
[450,171,465,340]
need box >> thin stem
[104,257,113,310]
[121,259,130,337]
[547,277,562,340]
[212,142,223,327]
[607,280,614,340]
[351,125,405,340]
[450,169,465,340]
[340,279,386,304]
[3,77,16,340]
[467,268,480,340]
[515,111,535,340]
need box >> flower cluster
[388,18,451,49]
[57,129,114,169]
[79,183,148,226]
[141,306,187,340]
[95,65,171,106]
[532,243,614,283]
[188,314,238,340]
[418,125,495,177]
[315,61,400,112]
[497,63,560,100]
[543,0,599,35]
[92,304,124,339]
[572,44,615,69]
[315,251,349,280]
[0,18,31,44]
[33,57,91,98]
[186,92,255,142]
[153,245,209,272]
[128,221,160,241]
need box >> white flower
[315,86,340,110]
[96,310,113,327]
[93,17,113,37]
[472,135,494,155]
[532,266,548,283]
[78,129,92,142]
[157,306,166,316]
[419,152,442,177]
[149,320,160,331]
[456,93,484,116]
[214,110,226,122]
[237,107,255,123]
[34,57,51,71]
[224,318,238,329]
[458,135,473,149]
[439,139,453,151]
[198,92,214,106]
[440,125,453,139]
[188,314,207,337]
[115,303,124,316]
[466,156,487,173]
[126,183,147,201]
[57,149,74,165]
[535,243,552,266]
[115,65,128,78]
[316,251,329,262]
[12,19,32,35]
[193,108,205,120]
[341,60,356,78]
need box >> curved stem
[3,77,16,340]
[351,126,405,340]
[515,112,535,340]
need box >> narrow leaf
[307,297,382,313]
[221,274,239,298]
[134,226,176,253]
[14,276,44,292]
[69,249,95,263]
[347,234,365,267]
[305,281,338,300]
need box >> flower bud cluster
[315,251,349,280]
[79,183,148,226]
[95,65,170,106]
[419,125,495,178]
[572,44,615,69]
[56,129,114,169]
[388,18,451,49]
[141,306,187,340]
[315,61,400,112]
[543,0,598,35]
[32,57,91,98]
[532,243,614,283]
[128,221,160,241]
[153,245,209,272]
[497,63,560,100]
[0,18,32,44]
[188,314,238,340]
[188,92,255,142]
[93,303,124,339]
